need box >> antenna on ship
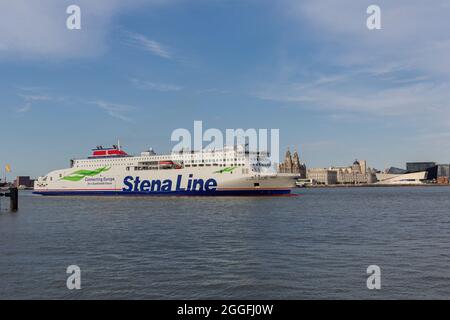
[117,139,121,150]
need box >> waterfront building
[376,171,427,184]
[328,159,371,184]
[351,160,362,173]
[304,159,374,185]
[13,176,35,189]
[386,167,407,174]
[335,170,368,184]
[278,148,306,178]
[424,165,438,181]
[359,160,367,175]
[437,176,449,184]
[437,164,450,184]
[367,171,377,184]
[406,162,436,173]
[306,168,337,185]
[437,164,450,178]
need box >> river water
[1,187,450,299]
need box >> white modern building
[375,171,427,185]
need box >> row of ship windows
[77,158,248,163]
[129,163,246,171]
[75,163,247,169]
[76,163,246,168]
[73,163,269,170]
[75,157,259,165]
[75,159,251,167]
[185,159,245,163]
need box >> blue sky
[2,0,450,177]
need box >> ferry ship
[34,144,297,196]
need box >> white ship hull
[34,145,297,196]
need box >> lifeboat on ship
[159,160,174,169]
[158,160,182,169]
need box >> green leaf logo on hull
[61,166,111,182]
[214,166,238,174]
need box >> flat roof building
[307,168,338,185]
[13,176,35,188]
[437,164,450,178]
[406,162,436,173]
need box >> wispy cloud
[196,88,230,95]
[0,1,169,59]
[14,88,60,113]
[15,85,50,92]
[16,103,32,113]
[256,79,450,118]
[19,94,56,102]
[286,0,450,76]
[256,0,450,137]
[92,100,136,122]
[130,78,182,91]
[391,75,430,84]
[125,32,172,59]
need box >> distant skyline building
[306,159,376,185]
[307,168,337,185]
[406,162,436,173]
[378,161,449,184]
[386,167,407,174]
[13,176,34,188]
[437,164,450,177]
[328,159,372,184]
[376,171,427,185]
[437,164,450,184]
[280,148,448,185]
[279,148,306,178]
[359,160,367,175]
